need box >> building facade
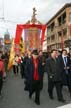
[0,38,4,51]
[4,30,11,52]
[46,3,71,52]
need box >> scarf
[32,57,39,80]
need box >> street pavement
[0,71,71,108]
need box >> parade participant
[12,54,19,75]
[38,50,46,73]
[25,49,44,105]
[0,56,4,96]
[24,50,32,90]
[38,50,46,89]
[46,49,65,102]
[19,53,25,79]
[59,49,71,98]
[4,51,9,73]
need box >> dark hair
[32,49,38,55]
[0,55,4,60]
[68,53,70,57]
[51,49,57,54]
[62,49,67,53]
[58,50,62,54]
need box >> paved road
[0,71,71,108]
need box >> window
[58,16,62,26]
[58,31,62,36]
[63,12,66,24]
[47,26,51,35]
[51,35,55,42]
[58,12,66,26]
[47,37,50,44]
[63,28,67,36]
[51,22,55,31]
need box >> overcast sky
[0,0,71,38]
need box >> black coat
[58,55,71,85]
[26,57,43,81]
[20,56,28,78]
[46,57,62,82]
[25,57,44,90]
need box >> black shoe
[29,93,32,99]
[58,99,66,103]
[70,93,71,98]
[24,87,29,91]
[35,100,40,105]
[49,94,54,100]
[49,96,54,99]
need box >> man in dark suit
[59,49,71,97]
[46,49,65,102]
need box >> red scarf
[32,57,39,80]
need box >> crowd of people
[0,51,9,97]
[0,49,71,105]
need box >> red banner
[14,24,46,50]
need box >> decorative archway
[14,8,46,52]
[14,23,46,52]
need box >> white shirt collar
[62,54,67,58]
